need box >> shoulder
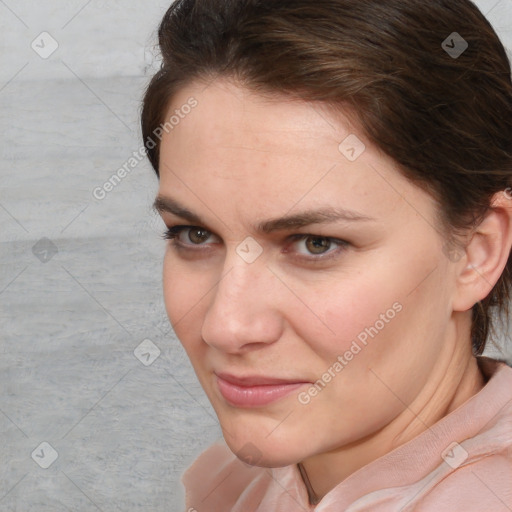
[416,452,512,511]
[181,439,273,512]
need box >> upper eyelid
[170,225,219,237]
[166,224,341,239]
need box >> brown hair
[141,0,512,355]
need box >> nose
[201,257,284,354]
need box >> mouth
[215,372,310,408]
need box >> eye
[163,225,218,246]
[162,226,349,262]
[288,234,349,260]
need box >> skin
[154,78,512,503]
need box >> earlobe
[452,192,512,312]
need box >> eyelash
[162,225,349,262]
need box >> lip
[215,372,310,408]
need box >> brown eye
[163,226,218,247]
[288,234,349,262]
[305,236,332,254]
[188,228,211,244]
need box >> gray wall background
[1,1,511,511]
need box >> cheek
[313,265,448,410]
[162,254,207,342]
[292,276,396,360]
[162,256,183,323]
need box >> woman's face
[156,79,461,467]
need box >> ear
[452,191,512,312]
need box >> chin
[221,425,306,468]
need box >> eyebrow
[153,195,376,234]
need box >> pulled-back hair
[141,0,512,355]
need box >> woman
[142,0,512,510]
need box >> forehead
[157,79,435,229]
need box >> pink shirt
[182,357,512,511]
